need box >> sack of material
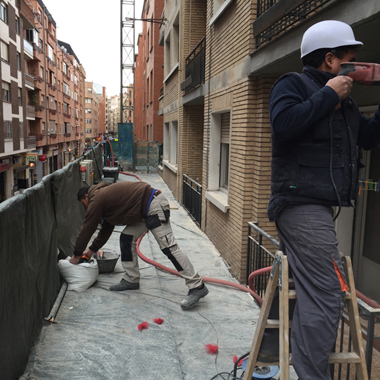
[58,257,99,291]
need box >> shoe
[257,351,279,363]
[109,279,139,291]
[181,284,209,309]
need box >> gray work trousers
[262,204,346,380]
[120,192,203,289]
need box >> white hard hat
[300,20,363,58]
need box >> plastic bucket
[96,251,119,274]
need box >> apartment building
[107,94,120,136]
[0,0,37,201]
[84,81,99,149]
[159,0,380,300]
[134,0,164,143]
[95,84,106,135]
[23,1,86,184]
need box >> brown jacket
[73,181,154,256]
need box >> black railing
[182,175,202,226]
[253,0,333,49]
[181,37,206,93]
[247,222,380,379]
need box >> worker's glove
[78,254,90,264]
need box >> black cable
[233,351,250,377]
[329,110,342,221]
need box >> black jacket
[268,66,380,221]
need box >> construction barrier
[0,145,102,380]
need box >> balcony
[26,135,36,149]
[29,133,43,141]
[23,40,34,60]
[34,75,44,91]
[252,0,334,49]
[26,105,35,120]
[32,44,43,61]
[181,37,205,94]
[50,133,57,139]
[64,133,71,138]
[18,0,35,29]
[63,112,70,119]
[25,72,34,90]
[48,108,57,116]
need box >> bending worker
[70,181,208,310]
[261,20,380,379]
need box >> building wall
[135,34,144,141]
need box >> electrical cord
[329,110,342,221]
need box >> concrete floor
[24,173,296,380]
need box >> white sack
[58,257,99,291]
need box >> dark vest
[268,72,361,221]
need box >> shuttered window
[220,112,230,189]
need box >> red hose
[136,233,264,305]
[120,172,142,182]
[105,139,114,167]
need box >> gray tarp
[0,146,102,380]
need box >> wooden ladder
[243,251,368,380]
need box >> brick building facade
[134,0,164,143]
[159,0,380,301]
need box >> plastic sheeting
[0,146,102,380]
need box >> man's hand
[326,76,353,100]
[69,255,81,265]
[69,249,94,265]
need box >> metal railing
[247,222,380,379]
[181,37,206,93]
[182,175,202,226]
[253,0,333,49]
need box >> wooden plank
[328,352,361,363]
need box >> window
[206,111,231,212]
[85,98,91,103]
[19,121,23,139]
[0,2,7,24]
[18,88,21,105]
[63,62,67,74]
[42,122,45,133]
[149,124,153,141]
[64,122,70,134]
[58,103,60,113]
[2,82,10,102]
[41,94,44,106]
[1,40,9,62]
[39,66,43,79]
[63,82,70,96]
[85,128,91,133]
[88,88,92,93]
[85,108,92,113]
[63,102,68,114]
[85,119,92,124]
[163,123,169,160]
[17,54,21,70]
[39,38,43,50]
[74,75,78,85]
[15,17,19,34]
[26,29,38,45]
[4,121,12,140]
[170,121,178,165]
[48,44,53,60]
[50,96,55,110]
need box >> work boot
[181,283,209,309]
[109,279,139,291]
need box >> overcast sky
[42,0,145,97]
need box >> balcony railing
[182,174,202,226]
[26,105,35,118]
[181,37,206,94]
[253,0,333,49]
[23,39,33,57]
[29,133,43,141]
[25,72,35,88]
[246,222,380,379]
[26,135,36,149]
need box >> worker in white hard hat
[261,20,380,380]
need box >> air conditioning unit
[80,160,94,186]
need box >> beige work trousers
[121,192,203,289]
